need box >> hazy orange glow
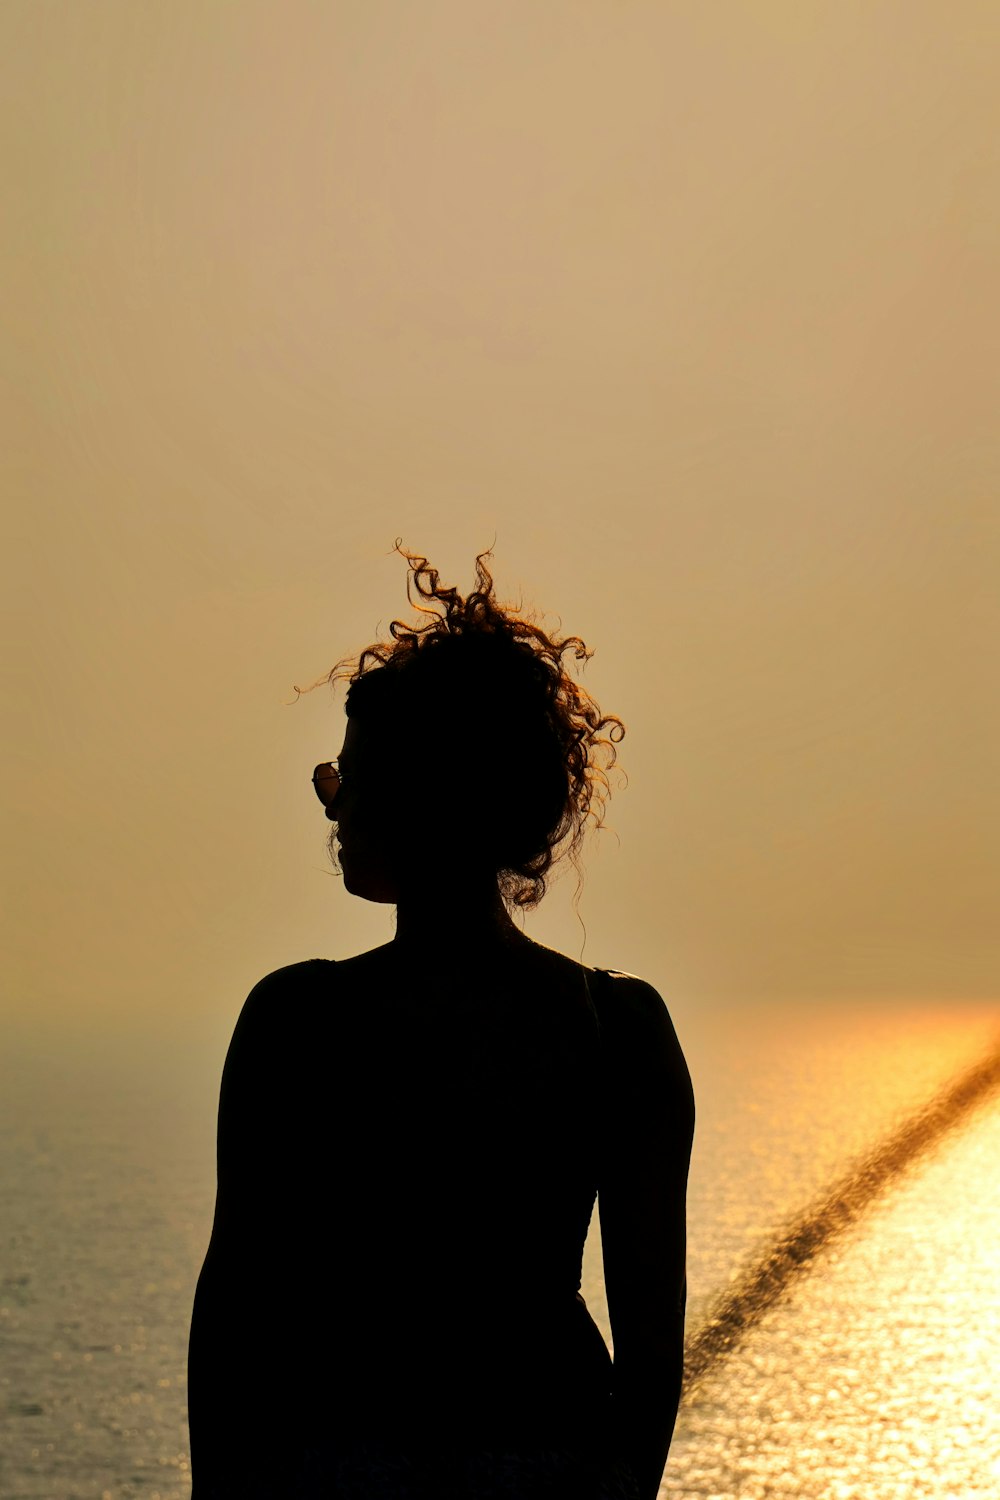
[4,3,998,1051]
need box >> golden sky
[4,1,998,1044]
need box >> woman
[188,550,694,1499]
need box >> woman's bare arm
[597,975,695,1500]
[187,969,303,1495]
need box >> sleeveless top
[199,956,629,1487]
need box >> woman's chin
[340,852,399,905]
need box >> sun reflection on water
[684,1036,1000,1391]
[658,1010,1000,1498]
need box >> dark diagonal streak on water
[682,1036,1000,1393]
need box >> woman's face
[324,715,403,904]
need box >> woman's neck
[390,876,529,958]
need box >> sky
[3,1,998,1057]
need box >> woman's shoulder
[224,957,338,1059]
[592,967,675,1031]
[598,966,668,1009]
[240,955,335,1007]
[592,968,694,1105]
[231,946,400,1041]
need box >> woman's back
[206,941,618,1454]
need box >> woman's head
[312,546,624,909]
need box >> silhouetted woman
[188,550,694,1499]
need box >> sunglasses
[312,761,342,808]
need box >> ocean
[2,1000,998,1499]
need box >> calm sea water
[2,1001,998,1499]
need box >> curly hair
[305,544,624,910]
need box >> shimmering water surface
[2,1002,998,1499]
